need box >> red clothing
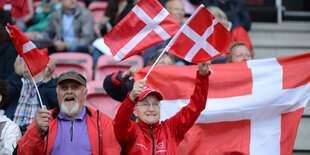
[0,0,34,22]
[17,106,121,155]
[231,26,254,55]
[114,71,209,154]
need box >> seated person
[226,42,253,63]
[29,0,96,54]
[4,56,58,134]
[26,0,61,32]
[17,71,121,154]
[104,50,175,102]
[113,61,210,154]
[0,78,22,155]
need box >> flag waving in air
[166,4,231,63]
[104,0,180,61]
[6,24,49,76]
[135,52,310,154]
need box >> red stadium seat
[88,1,108,23]
[86,80,121,119]
[50,52,93,81]
[94,55,144,81]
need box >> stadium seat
[86,80,121,119]
[88,1,108,23]
[94,55,144,81]
[50,52,93,81]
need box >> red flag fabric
[6,24,49,76]
[166,4,232,63]
[104,0,180,61]
[134,52,310,154]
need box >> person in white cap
[113,61,211,154]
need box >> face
[231,45,252,63]
[57,80,87,119]
[61,0,77,10]
[133,94,161,125]
[157,55,174,65]
[166,1,185,25]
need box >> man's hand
[129,79,146,101]
[14,55,27,76]
[44,58,56,82]
[35,106,51,135]
[54,40,66,51]
[198,61,211,75]
[121,66,141,80]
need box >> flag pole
[143,48,167,80]
[21,58,44,108]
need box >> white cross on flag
[104,0,180,61]
[166,4,231,63]
[134,52,310,154]
[6,24,49,76]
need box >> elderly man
[17,71,121,154]
[226,42,253,63]
[113,61,210,154]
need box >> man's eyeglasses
[135,103,161,109]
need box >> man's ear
[0,95,2,103]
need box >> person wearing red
[17,71,121,155]
[114,61,210,154]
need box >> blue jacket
[4,73,59,120]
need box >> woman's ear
[133,108,138,117]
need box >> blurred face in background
[61,0,77,12]
[231,45,253,63]
[166,0,185,25]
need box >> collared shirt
[13,78,44,134]
[62,10,76,43]
[50,106,92,155]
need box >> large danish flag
[166,4,231,63]
[6,24,49,76]
[135,52,310,154]
[104,0,180,61]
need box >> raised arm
[168,61,211,142]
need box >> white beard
[60,95,80,117]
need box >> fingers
[198,61,211,75]
[35,108,51,135]
[121,66,141,79]
[129,79,146,101]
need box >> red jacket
[114,71,209,154]
[17,106,121,155]
[231,25,254,55]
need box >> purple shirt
[50,107,92,155]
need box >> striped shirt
[13,78,44,134]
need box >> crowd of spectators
[0,0,254,153]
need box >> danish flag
[104,0,180,61]
[6,24,49,76]
[166,4,231,63]
[135,52,310,154]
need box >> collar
[58,106,86,121]
[138,119,160,129]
